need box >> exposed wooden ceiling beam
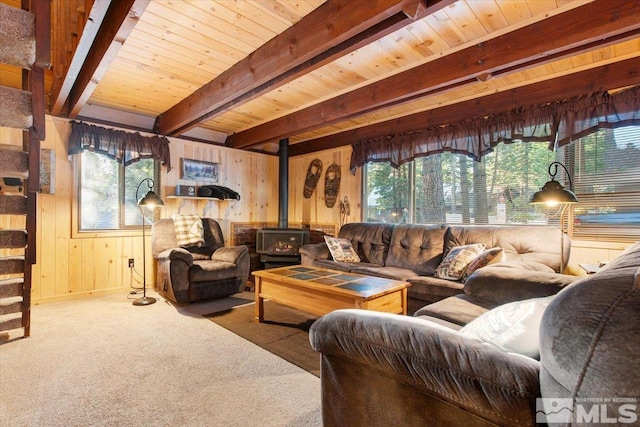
[153,0,455,136]
[228,0,640,150]
[289,57,640,157]
[50,0,111,116]
[59,0,151,118]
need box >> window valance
[350,86,640,173]
[68,121,172,171]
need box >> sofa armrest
[464,265,579,305]
[211,245,249,264]
[156,247,194,266]
[299,242,330,265]
[310,309,540,426]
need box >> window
[363,127,640,243]
[78,151,158,231]
[565,125,640,242]
[364,142,555,226]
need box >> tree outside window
[79,151,157,231]
[364,127,640,243]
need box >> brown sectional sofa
[300,222,575,307]
[309,241,640,426]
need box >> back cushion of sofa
[445,225,566,272]
[386,224,447,275]
[338,223,394,265]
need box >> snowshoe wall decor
[303,158,323,198]
[324,163,341,208]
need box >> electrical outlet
[128,258,135,268]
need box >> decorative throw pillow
[172,214,205,247]
[461,247,506,281]
[324,236,361,263]
[434,243,486,280]
[458,296,554,359]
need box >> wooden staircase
[0,1,50,339]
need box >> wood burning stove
[256,228,309,268]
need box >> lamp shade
[138,190,164,207]
[530,161,578,205]
[530,180,578,204]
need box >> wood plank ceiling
[12,0,640,155]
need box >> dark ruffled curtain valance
[68,121,172,171]
[350,86,640,173]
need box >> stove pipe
[278,138,288,228]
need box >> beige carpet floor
[0,290,321,427]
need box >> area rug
[204,301,321,377]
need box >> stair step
[0,278,23,298]
[0,297,23,316]
[0,229,27,249]
[0,146,29,179]
[0,195,27,214]
[0,315,24,334]
[0,86,33,130]
[0,3,35,68]
[0,256,25,275]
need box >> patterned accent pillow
[462,247,506,282]
[324,236,361,263]
[171,214,205,247]
[434,243,486,280]
[458,296,554,359]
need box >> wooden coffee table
[252,265,410,322]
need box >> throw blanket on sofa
[171,214,204,247]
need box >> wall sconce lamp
[133,178,164,306]
[530,161,578,273]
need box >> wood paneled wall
[0,117,629,303]
[0,117,356,303]
[288,149,361,227]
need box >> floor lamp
[530,161,578,273]
[133,178,164,306]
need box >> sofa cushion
[463,263,577,305]
[444,225,567,273]
[414,294,498,326]
[338,222,394,265]
[325,236,361,262]
[318,260,383,273]
[458,296,554,359]
[349,265,416,282]
[385,224,447,275]
[189,260,240,282]
[405,275,465,302]
[435,243,486,280]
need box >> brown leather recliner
[151,217,250,303]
